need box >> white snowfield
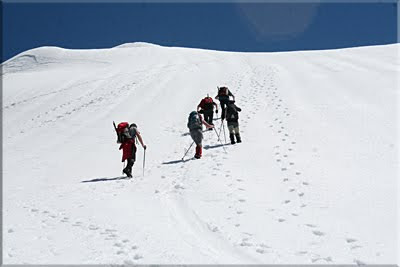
[2,42,399,265]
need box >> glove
[143,145,147,150]
[215,110,218,114]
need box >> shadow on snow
[162,158,196,165]
[203,143,227,150]
[81,176,129,183]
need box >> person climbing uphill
[197,94,218,127]
[187,111,214,159]
[115,122,147,177]
[223,100,242,144]
[215,86,235,120]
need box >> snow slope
[2,42,399,264]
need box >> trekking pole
[213,126,221,140]
[182,141,195,160]
[222,121,227,144]
[217,121,224,141]
[143,148,146,177]
[213,127,227,153]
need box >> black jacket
[224,103,241,122]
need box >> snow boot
[123,159,134,178]
[123,167,132,178]
[235,133,242,143]
[230,133,236,144]
[195,145,202,159]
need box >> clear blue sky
[2,2,398,61]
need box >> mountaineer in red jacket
[116,122,146,178]
[197,94,218,126]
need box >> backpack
[116,122,136,143]
[218,87,228,96]
[187,111,202,130]
[226,104,239,121]
[201,97,214,110]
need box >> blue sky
[2,2,398,61]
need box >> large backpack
[187,111,202,130]
[226,104,239,121]
[116,122,136,143]
[218,87,228,96]
[201,97,214,110]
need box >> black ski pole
[182,141,195,160]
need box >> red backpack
[200,97,214,110]
[114,122,130,143]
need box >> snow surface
[2,42,399,264]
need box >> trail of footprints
[17,205,144,261]
[9,70,164,139]
[257,66,365,263]
[199,66,366,263]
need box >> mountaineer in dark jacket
[223,100,242,144]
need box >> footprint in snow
[305,224,317,228]
[88,225,99,230]
[133,254,143,260]
[312,230,325,236]
[346,238,357,243]
[72,221,82,227]
[354,259,366,266]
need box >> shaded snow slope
[3,43,399,264]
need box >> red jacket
[198,97,217,111]
[119,139,136,162]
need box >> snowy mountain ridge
[3,43,399,264]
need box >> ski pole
[143,148,146,177]
[217,121,224,141]
[182,141,195,160]
[222,121,227,144]
[214,127,227,153]
[213,126,221,140]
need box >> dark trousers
[219,97,229,119]
[203,110,214,125]
[125,145,137,171]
